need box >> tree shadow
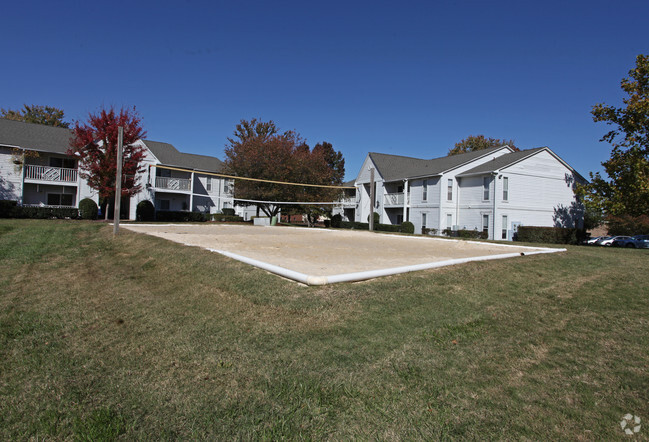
[0,176,18,201]
[553,201,584,228]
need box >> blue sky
[2,0,648,181]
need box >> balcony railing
[155,176,191,191]
[384,192,405,206]
[336,197,357,206]
[24,165,78,183]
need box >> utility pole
[369,167,375,231]
[113,126,123,236]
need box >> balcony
[155,176,191,192]
[384,192,407,206]
[336,197,357,207]
[24,165,78,184]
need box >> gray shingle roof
[456,147,551,176]
[369,146,510,181]
[0,118,73,154]
[143,140,225,173]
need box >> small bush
[400,221,415,234]
[13,206,79,219]
[516,226,587,244]
[155,211,209,222]
[422,227,437,235]
[330,214,343,228]
[222,208,236,216]
[79,198,98,220]
[367,212,380,224]
[136,200,155,221]
[341,221,369,230]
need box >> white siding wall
[0,147,23,201]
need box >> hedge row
[338,220,415,234]
[155,211,210,222]
[515,226,587,244]
[442,228,488,239]
[212,214,244,222]
[0,201,78,219]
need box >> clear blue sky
[2,0,648,181]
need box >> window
[502,177,508,201]
[422,213,427,228]
[502,215,508,240]
[447,179,453,200]
[47,193,73,206]
[483,177,490,200]
[482,214,489,235]
[422,179,428,201]
[447,214,453,229]
[206,177,212,192]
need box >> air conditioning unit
[453,225,460,230]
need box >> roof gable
[366,146,513,182]
[143,140,225,173]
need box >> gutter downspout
[492,172,498,240]
[403,179,408,223]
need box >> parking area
[122,224,565,285]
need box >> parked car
[612,235,649,248]
[596,236,630,246]
[586,236,604,245]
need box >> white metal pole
[113,127,124,236]
[369,167,375,231]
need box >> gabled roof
[456,147,586,182]
[0,118,73,154]
[143,140,225,173]
[457,147,548,177]
[368,146,510,182]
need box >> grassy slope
[0,220,647,440]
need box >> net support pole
[113,126,123,237]
[369,167,375,231]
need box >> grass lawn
[1,219,648,440]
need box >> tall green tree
[448,135,518,156]
[1,104,70,128]
[579,54,649,218]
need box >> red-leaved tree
[224,119,345,221]
[68,107,146,218]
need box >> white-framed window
[502,215,508,240]
[482,214,489,235]
[47,193,73,206]
[447,213,453,229]
[502,177,508,201]
[422,212,427,228]
[206,176,212,192]
[422,179,428,201]
[447,179,453,200]
[483,177,490,201]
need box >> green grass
[1,219,648,440]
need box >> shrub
[341,221,369,230]
[422,227,437,235]
[136,200,155,221]
[401,221,415,234]
[515,226,587,244]
[0,200,19,218]
[79,198,98,220]
[606,214,649,235]
[13,206,79,219]
[367,212,380,224]
[330,214,343,228]
[222,208,236,216]
[155,211,209,222]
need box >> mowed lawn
[1,220,648,440]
